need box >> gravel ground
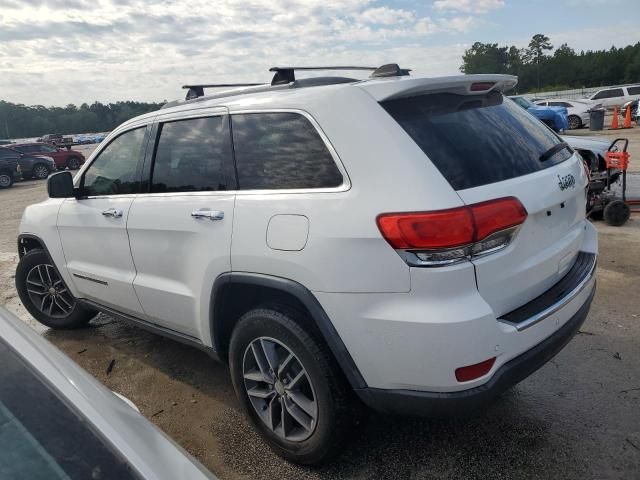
[0,136,639,479]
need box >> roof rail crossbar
[269,66,377,85]
[182,83,263,100]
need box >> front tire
[15,249,96,329]
[229,306,356,465]
[32,163,50,179]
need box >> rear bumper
[355,282,595,416]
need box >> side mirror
[47,171,76,198]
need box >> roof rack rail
[269,66,377,85]
[269,64,410,85]
[182,83,263,100]
[179,63,412,100]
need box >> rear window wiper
[539,142,571,162]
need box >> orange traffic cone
[610,106,619,129]
[623,105,632,128]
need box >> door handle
[191,209,224,221]
[102,208,123,218]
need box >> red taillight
[471,198,528,240]
[377,208,474,249]
[377,197,527,250]
[455,357,496,382]
[470,82,496,91]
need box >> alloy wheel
[568,116,581,130]
[34,165,49,179]
[243,337,318,442]
[25,264,75,318]
[0,174,11,188]
[68,158,80,169]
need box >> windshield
[0,340,140,480]
[513,96,535,108]
[382,91,573,190]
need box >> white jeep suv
[15,65,598,465]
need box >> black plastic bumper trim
[499,251,596,330]
[355,282,595,417]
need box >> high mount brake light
[470,82,496,92]
[377,197,527,266]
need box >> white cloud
[0,0,482,105]
[433,0,504,14]
[446,16,475,32]
[358,6,415,25]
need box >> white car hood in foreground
[0,306,215,480]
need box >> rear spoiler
[358,74,518,102]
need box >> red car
[10,143,85,170]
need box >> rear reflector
[455,357,496,382]
[377,197,527,250]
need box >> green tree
[0,100,163,139]
[460,42,510,74]
[524,34,553,90]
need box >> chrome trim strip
[498,252,597,332]
[398,226,520,268]
[81,108,351,199]
[72,273,108,286]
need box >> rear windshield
[382,92,573,190]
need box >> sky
[1,0,639,106]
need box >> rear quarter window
[231,112,343,190]
[382,92,573,190]
[627,86,640,95]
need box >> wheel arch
[18,234,49,259]
[210,272,367,390]
[17,233,78,297]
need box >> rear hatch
[377,79,588,316]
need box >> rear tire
[67,156,81,170]
[15,249,96,329]
[568,115,582,130]
[229,306,356,465]
[603,200,630,226]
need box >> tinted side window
[608,88,624,98]
[592,91,606,100]
[40,144,57,153]
[82,127,145,196]
[232,113,343,190]
[627,86,640,95]
[151,116,231,193]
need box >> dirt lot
[1,133,639,479]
